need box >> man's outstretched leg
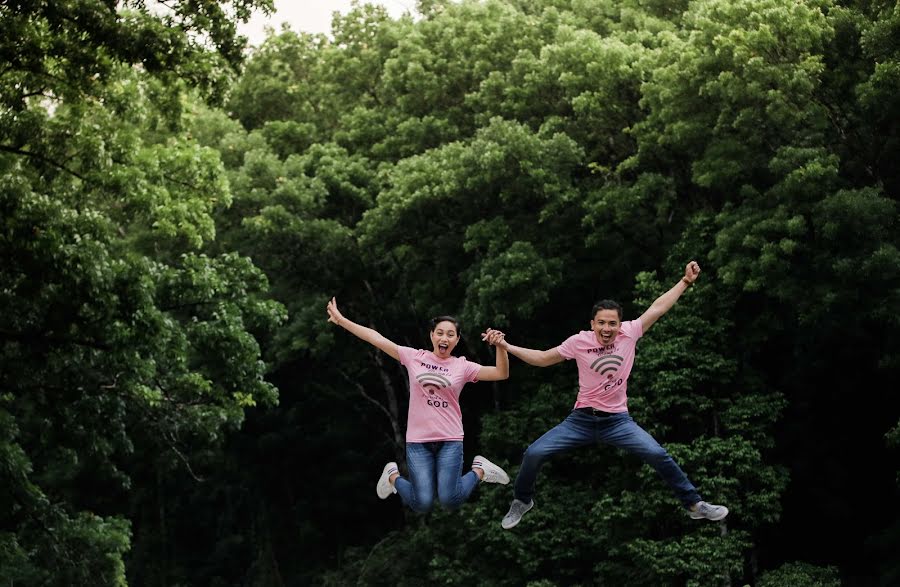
[502,411,595,529]
[600,414,728,521]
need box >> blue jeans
[513,410,701,508]
[395,441,480,513]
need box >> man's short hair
[591,300,622,321]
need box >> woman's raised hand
[481,327,507,348]
[326,297,345,326]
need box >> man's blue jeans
[513,410,701,508]
[395,441,479,513]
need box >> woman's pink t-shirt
[398,346,482,442]
[556,320,644,413]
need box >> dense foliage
[2,0,898,585]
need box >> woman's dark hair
[591,299,622,321]
[430,315,461,335]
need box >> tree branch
[338,370,393,421]
[0,329,111,351]
[162,429,205,482]
[160,300,219,312]
[0,144,88,181]
[162,172,201,192]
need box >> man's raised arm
[638,261,701,333]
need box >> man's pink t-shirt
[556,320,644,413]
[397,346,482,443]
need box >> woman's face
[430,320,459,359]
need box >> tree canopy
[2,0,898,585]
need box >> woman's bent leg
[395,442,438,513]
[435,441,478,511]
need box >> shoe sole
[501,501,534,530]
[486,470,510,485]
[690,507,728,521]
[473,456,510,485]
[473,457,510,485]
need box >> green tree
[73,0,898,584]
[0,1,282,584]
[756,561,841,587]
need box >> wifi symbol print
[417,373,451,392]
[590,355,623,374]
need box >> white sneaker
[472,455,509,485]
[376,462,398,499]
[501,498,534,529]
[689,500,729,521]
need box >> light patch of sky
[237,1,416,47]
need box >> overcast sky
[237,1,416,46]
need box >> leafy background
[1,0,898,585]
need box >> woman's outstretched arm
[477,329,510,381]
[326,297,400,360]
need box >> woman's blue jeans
[395,441,480,513]
[513,410,701,508]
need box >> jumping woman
[327,297,510,513]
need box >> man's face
[591,309,621,347]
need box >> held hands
[481,327,508,349]
[682,261,701,285]
[326,297,345,326]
